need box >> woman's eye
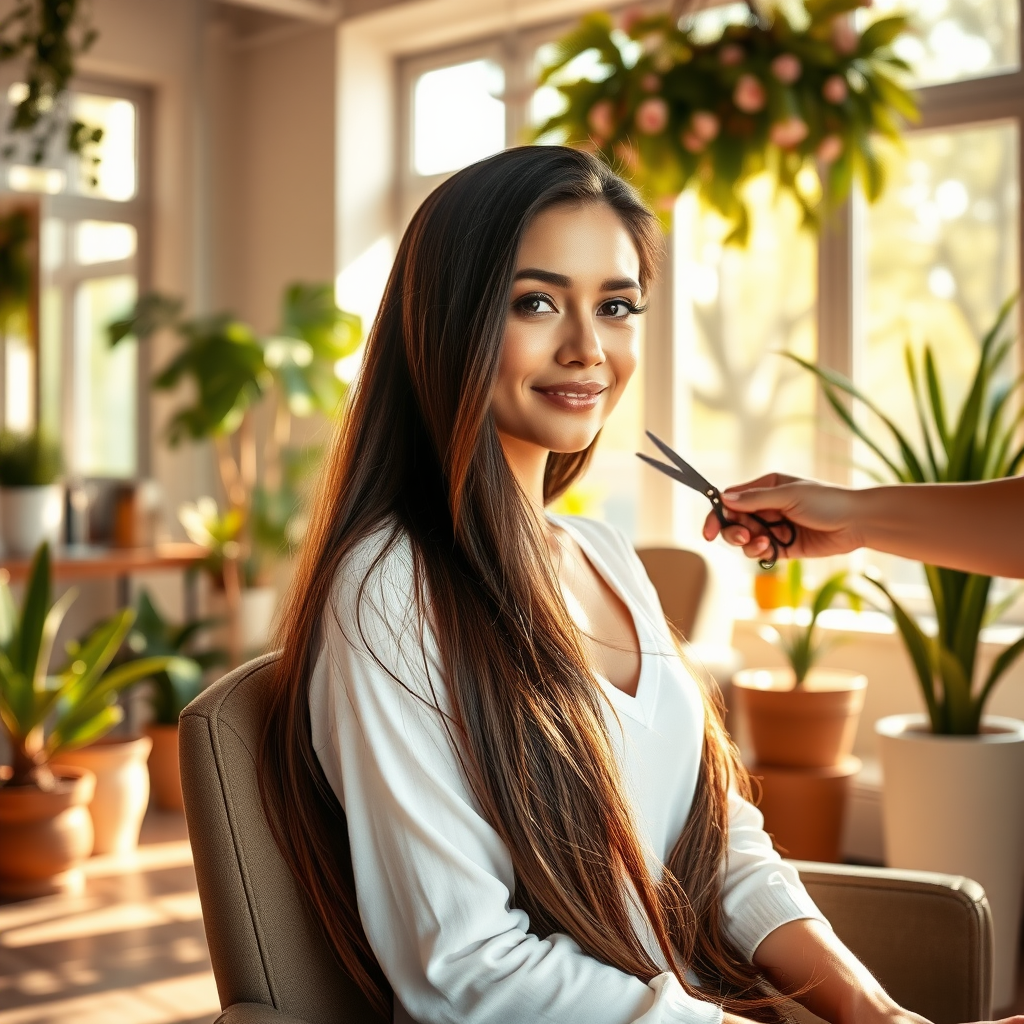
[600,299,639,319]
[514,293,556,315]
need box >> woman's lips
[532,381,608,412]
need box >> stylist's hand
[702,473,867,560]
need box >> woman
[703,475,1024,579]
[260,147,1011,1024]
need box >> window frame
[5,76,154,479]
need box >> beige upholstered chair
[635,546,708,639]
[181,655,993,1024]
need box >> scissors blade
[643,432,718,497]
[635,452,699,491]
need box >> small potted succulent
[0,544,172,896]
[118,589,225,811]
[0,429,64,556]
[733,564,866,860]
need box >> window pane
[865,0,1019,85]
[71,93,137,201]
[74,276,137,476]
[862,123,1019,592]
[864,123,1019,452]
[7,166,65,195]
[75,221,137,265]
[675,178,817,535]
[413,60,505,176]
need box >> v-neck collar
[548,515,657,728]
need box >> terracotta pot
[0,765,96,898]
[733,668,867,768]
[52,734,153,855]
[877,714,1024,1011]
[145,723,183,812]
[749,757,860,862]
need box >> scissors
[636,431,797,571]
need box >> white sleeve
[311,538,726,1024]
[720,791,831,959]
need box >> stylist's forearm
[857,480,1024,578]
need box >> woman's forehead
[515,203,641,284]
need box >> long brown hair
[260,147,779,1019]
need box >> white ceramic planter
[53,735,153,855]
[0,483,64,556]
[877,713,1024,1011]
[240,585,278,652]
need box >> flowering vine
[533,0,917,243]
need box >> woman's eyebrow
[513,268,642,292]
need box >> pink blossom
[588,100,615,139]
[691,110,720,141]
[719,43,745,66]
[620,6,646,34]
[635,97,669,134]
[733,74,767,113]
[823,74,849,104]
[831,17,859,55]
[769,117,809,149]
[770,53,802,84]
[641,73,662,92]
[817,134,844,163]
[681,130,706,153]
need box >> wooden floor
[3,809,1024,1023]
[0,809,219,1024]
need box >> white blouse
[310,515,827,1024]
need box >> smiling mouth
[532,381,608,411]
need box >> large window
[1,78,149,478]
[398,3,1024,569]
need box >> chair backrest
[635,546,708,639]
[179,653,387,1024]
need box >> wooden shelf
[0,543,207,584]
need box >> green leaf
[536,12,618,86]
[858,16,912,55]
[108,292,183,347]
[975,633,1024,722]
[935,644,974,734]
[904,345,938,480]
[10,543,51,679]
[923,346,950,457]
[866,574,941,731]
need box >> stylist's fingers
[722,472,796,495]
[720,484,795,514]
[703,511,752,546]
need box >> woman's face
[492,202,644,457]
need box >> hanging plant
[0,0,102,176]
[533,0,918,243]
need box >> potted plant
[118,589,226,811]
[793,297,1024,1008]
[109,283,361,664]
[734,564,866,861]
[0,543,172,895]
[0,428,64,556]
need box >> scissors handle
[719,510,797,571]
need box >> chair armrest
[215,1003,314,1024]
[794,861,992,1024]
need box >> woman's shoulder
[549,514,650,585]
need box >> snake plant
[789,296,1024,734]
[0,544,178,789]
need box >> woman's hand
[702,474,866,561]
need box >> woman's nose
[556,311,605,367]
